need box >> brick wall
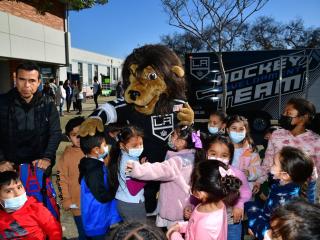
[0,0,65,31]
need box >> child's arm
[246,151,263,182]
[85,168,115,203]
[33,202,62,239]
[128,157,182,181]
[234,169,252,209]
[167,222,188,240]
[258,135,276,184]
[56,149,72,210]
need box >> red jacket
[0,196,62,240]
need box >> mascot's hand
[177,103,194,126]
[79,117,104,137]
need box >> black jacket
[0,88,62,166]
[78,157,116,203]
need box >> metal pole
[305,55,310,99]
[278,57,283,119]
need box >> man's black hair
[65,116,85,137]
[16,61,40,79]
[0,171,20,190]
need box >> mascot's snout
[128,90,141,101]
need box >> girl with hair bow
[126,126,203,229]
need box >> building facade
[0,0,69,93]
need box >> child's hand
[252,182,261,194]
[232,207,243,223]
[33,158,51,170]
[126,160,134,173]
[183,205,193,220]
[140,157,148,164]
[242,169,250,177]
[166,223,180,239]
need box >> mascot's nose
[128,90,140,101]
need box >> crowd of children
[0,97,320,240]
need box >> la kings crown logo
[151,113,174,141]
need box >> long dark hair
[190,160,242,206]
[108,125,144,186]
[122,44,187,115]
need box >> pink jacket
[170,204,227,240]
[130,149,194,221]
[229,165,252,209]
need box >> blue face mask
[208,126,219,135]
[1,192,27,212]
[128,147,144,158]
[167,135,176,150]
[229,131,246,144]
[98,146,109,160]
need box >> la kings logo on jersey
[151,113,174,141]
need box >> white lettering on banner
[234,87,252,104]
[244,66,258,79]
[254,81,273,99]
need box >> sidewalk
[53,96,115,239]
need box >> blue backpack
[19,164,60,220]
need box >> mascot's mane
[122,44,187,115]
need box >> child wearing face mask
[0,171,62,239]
[167,160,242,240]
[226,115,262,192]
[184,134,251,240]
[207,111,228,135]
[79,122,121,239]
[245,146,314,240]
[108,125,146,223]
[126,126,202,228]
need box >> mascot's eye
[147,72,158,80]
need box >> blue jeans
[307,180,317,203]
[228,223,242,240]
[73,216,89,240]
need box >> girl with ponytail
[167,160,242,240]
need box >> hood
[78,157,103,184]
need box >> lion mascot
[79,44,194,213]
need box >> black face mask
[279,115,296,131]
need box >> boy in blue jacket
[78,121,121,240]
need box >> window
[94,65,98,78]
[78,62,83,82]
[67,64,72,73]
[113,68,118,81]
[88,64,93,85]
[107,66,110,77]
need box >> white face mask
[1,192,27,212]
[208,156,230,165]
[128,147,144,158]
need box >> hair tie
[191,130,202,148]
[219,166,234,177]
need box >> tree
[161,0,269,112]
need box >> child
[167,160,242,240]
[109,126,146,222]
[207,111,227,135]
[111,222,166,240]
[199,134,252,240]
[226,115,262,192]
[126,126,201,228]
[79,122,121,239]
[245,146,314,240]
[0,171,62,239]
[56,116,86,239]
[261,98,320,203]
[267,199,320,240]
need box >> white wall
[0,11,66,64]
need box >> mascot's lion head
[122,44,186,115]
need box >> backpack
[97,84,102,95]
[19,164,60,220]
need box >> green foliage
[8,0,108,14]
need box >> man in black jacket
[0,62,62,171]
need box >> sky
[69,0,320,59]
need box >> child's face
[0,162,15,172]
[207,142,230,165]
[123,136,143,150]
[0,180,25,201]
[271,153,290,184]
[227,121,246,133]
[208,115,223,128]
[170,131,187,151]
[69,126,81,148]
